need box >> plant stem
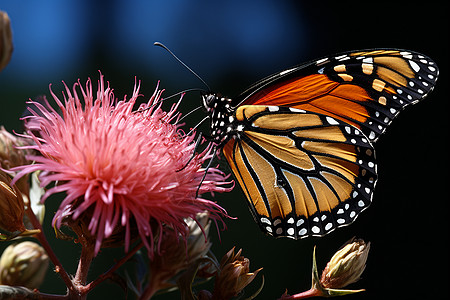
[279,288,322,300]
[0,285,68,299]
[24,205,75,293]
[84,241,144,294]
[73,243,95,295]
[139,274,161,300]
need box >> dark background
[1,1,448,299]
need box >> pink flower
[11,73,233,255]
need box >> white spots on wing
[268,106,279,112]
[345,126,351,134]
[260,217,271,225]
[400,51,412,58]
[409,60,420,72]
[326,116,339,125]
[289,107,306,113]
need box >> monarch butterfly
[196,49,439,239]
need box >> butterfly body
[201,49,438,239]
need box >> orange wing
[236,50,438,142]
[222,105,377,238]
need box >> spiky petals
[12,74,233,255]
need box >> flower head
[0,170,26,239]
[11,73,232,255]
[0,10,13,72]
[320,238,370,289]
[211,247,262,300]
[140,212,213,296]
[280,238,369,299]
[0,241,49,289]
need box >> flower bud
[280,238,369,300]
[212,247,262,300]
[0,127,31,193]
[0,241,49,289]
[0,171,26,240]
[320,238,370,289]
[152,212,211,271]
[142,212,213,295]
[0,11,13,71]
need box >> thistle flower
[0,241,49,289]
[140,212,213,298]
[11,74,233,255]
[320,238,370,290]
[0,11,13,72]
[280,238,369,299]
[0,171,27,240]
[211,247,262,300]
[0,127,31,197]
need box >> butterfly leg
[195,149,217,198]
[177,132,204,172]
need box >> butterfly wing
[222,105,377,238]
[235,49,439,142]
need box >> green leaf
[243,275,265,300]
[177,257,217,300]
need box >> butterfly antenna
[176,105,203,124]
[162,88,205,102]
[186,115,209,136]
[154,42,211,91]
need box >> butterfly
[200,49,438,239]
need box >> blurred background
[0,1,448,299]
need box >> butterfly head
[201,93,234,144]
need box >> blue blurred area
[0,1,448,299]
[1,0,305,89]
[0,0,307,131]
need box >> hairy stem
[279,288,322,299]
[24,204,75,293]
